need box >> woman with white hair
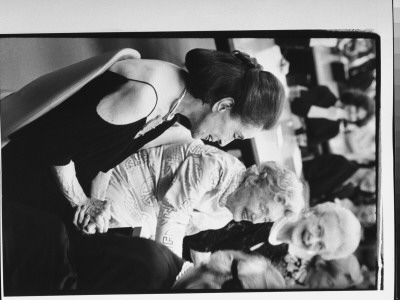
[274,201,362,260]
[184,202,361,272]
[75,141,304,256]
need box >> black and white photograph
[0,1,394,299]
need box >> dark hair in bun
[232,50,263,70]
[185,48,285,130]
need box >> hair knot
[232,50,263,71]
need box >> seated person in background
[73,235,286,292]
[184,202,361,285]
[335,198,376,228]
[302,153,376,206]
[343,116,376,164]
[300,254,364,289]
[338,38,376,93]
[75,141,304,257]
[289,85,375,147]
[336,38,376,64]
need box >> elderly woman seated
[75,141,304,256]
[184,201,362,287]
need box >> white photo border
[0,1,394,300]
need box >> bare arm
[52,162,112,203]
[51,162,111,233]
[90,170,113,200]
[103,59,185,126]
[51,161,89,207]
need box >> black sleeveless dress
[2,70,184,293]
[2,71,178,222]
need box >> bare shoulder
[98,59,186,124]
[148,60,187,97]
[110,58,186,103]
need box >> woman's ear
[212,97,235,112]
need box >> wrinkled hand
[73,198,111,234]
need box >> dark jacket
[291,85,341,146]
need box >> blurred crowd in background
[280,37,377,289]
[285,37,378,289]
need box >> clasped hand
[73,198,111,234]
